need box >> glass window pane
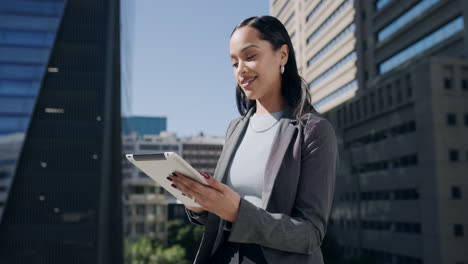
[0,80,40,97]
[0,116,30,133]
[0,30,55,47]
[379,16,464,74]
[0,63,44,80]
[0,97,36,114]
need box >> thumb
[201,172,226,192]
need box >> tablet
[125,152,208,207]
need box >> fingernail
[202,172,210,179]
[166,176,172,182]
[182,193,186,196]
[171,184,177,188]
[171,172,178,177]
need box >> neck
[255,93,286,114]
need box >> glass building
[0,0,126,263]
[122,116,167,138]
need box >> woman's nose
[237,61,247,75]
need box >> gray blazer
[186,106,338,263]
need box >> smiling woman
[167,15,338,264]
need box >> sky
[130,1,269,137]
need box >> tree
[167,220,204,261]
[124,236,188,264]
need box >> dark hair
[230,15,317,125]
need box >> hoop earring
[280,64,285,74]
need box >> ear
[279,44,289,65]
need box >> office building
[271,0,358,113]
[0,0,129,263]
[273,0,468,263]
[122,132,181,242]
[122,116,167,138]
[122,132,225,242]
[181,134,225,176]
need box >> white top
[225,110,285,207]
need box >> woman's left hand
[168,171,241,223]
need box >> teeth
[247,77,256,83]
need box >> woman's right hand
[185,205,205,214]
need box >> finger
[201,172,227,193]
[172,171,217,194]
[170,178,203,203]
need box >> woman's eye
[246,54,256,60]
[232,62,238,68]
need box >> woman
[166,16,338,263]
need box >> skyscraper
[273,0,468,263]
[0,0,126,263]
[271,0,358,113]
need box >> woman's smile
[240,76,257,89]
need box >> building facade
[122,132,181,242]
[181,134,225,176]
[122,131,225,242]
[0,0,125,263]
[272,0,468,263]
[122,116,167,138]
[271,0,359,113]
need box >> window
[363,96,368,116]
[387,84,393,106]
[462,67,468,91]
[306,0,353,44]
[136,205,146,216]
[454,224,464,237]
[462,79,468,91]
[444,78,453,90]
[377,0,440,42]
[309,52,357,89]
[337,109,342,127]
[406,74,413,98]
[134,186,144,194]
[314,80,358,110]
[379,17,465,74]
[449,149,459,162]
[396,80,402,103]
[343,105,348,125]
[447,113,457,126]
[378,88,384,109]
[136,223,144,234]
[452,187,462,199]
[355,100,361,120]
[375,0,393,11]
[305,0,326,22]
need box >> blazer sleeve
[185,209,209,226]
[185,118,240,226]
[227,117,338,254]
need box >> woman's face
[229,26,288,100]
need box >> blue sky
[131,1,269,137]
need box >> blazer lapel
[261,108,296,209]
[215,108,254,184]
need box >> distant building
[122,131,225,242]
[122,116,167,138]
[181,133,225,176]
[122,132,181,242]
[271,0,358,113]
